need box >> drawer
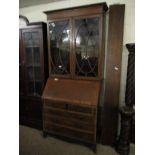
[44,100,96,115]
[43,107,95,123]
[44,100,66,110]
[44,122,95,143]
[44,114,95,132]
[68,104,95,114]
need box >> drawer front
[44,122,95,143]
[68,104,95,114]
[44,100,96,115]
[43,100,97,143]
[44,114,94,132]
[44,100,66,110]
[43,107,95,123]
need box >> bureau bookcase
[42,3,108,151]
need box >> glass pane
[24,32,39,47]
[49,20,70,75]
[34,67,41,81]
[34,47,40,65]
[32,32,39,40]
[27,67,34,81]
[35,82,41,95]
[27,66,41,96]
[26,48,33,65]
[28,82,35,95]
[24,32,31,40]
[75,17,99,77]
[23,31,41,96]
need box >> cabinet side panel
[101,5,125,145]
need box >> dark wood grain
[43,106,95,122]
[125,43,135,144]
[44,3,108,14]
[44,123,94,143]
[19,29,26,95]
[101,4,125,145]
[44,3,108,20]
[44,114,95,131]
[125,43,135,107]
[19,97,43,129]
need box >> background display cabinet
[42,3,108,151]
[19,15,48,129]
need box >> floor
[19,125,135,155]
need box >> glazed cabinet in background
[19,16,48,129]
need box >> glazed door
[73,16,102,79]
[48,16,102,79]
[22,29,43,97]
[48,19,71,77]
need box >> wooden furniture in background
[125,44,135,109]
[116,43,135,155]
[19,15,48,129]
[42,3,108,151]
[101,5,125,145]
[126,43,135,144]
[116,106,134,155]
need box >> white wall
[19,0,135,107]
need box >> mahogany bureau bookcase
[42,3,108,151]
[19,16,48,129]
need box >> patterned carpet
[19,125,135,155]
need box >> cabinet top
[42,78,101,107]
[44,2,108,20]
[19,15,46,29]
[44,2,108,14]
